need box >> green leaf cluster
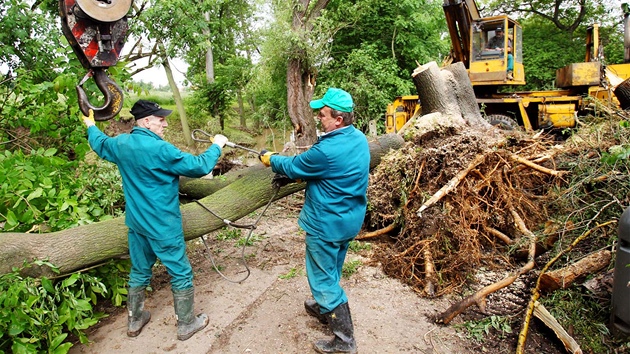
[601,121,630,164]
[0,149,124,232]
[456,315,513,343]
[0,261,109,354]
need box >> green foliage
[318,43,414,132]
[601,121,630,164]
[0,149,124,232]
[87,260,131,307]
[278,267,304,280]
[215,227,242,241]
[540,289,613,353]
[235,232,265,247]
[0,0,61,75]
[456,315,513,343]
[518,19,583,91]
[315,0,449,129]
[348,240,372,253]
[0,261,108,353]
[342,259,362,278]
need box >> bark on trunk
[287,57,316,148]
[539,250,612,292]
[0,134,404,277]
[411,61,492,130]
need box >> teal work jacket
[270,126,370,241]
[87,126,222,238]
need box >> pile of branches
[365,127,563,298]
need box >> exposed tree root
[356,223,397,240]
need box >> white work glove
[213,134,228,148]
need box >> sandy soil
[68,196,473,354]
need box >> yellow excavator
[386,0,630,133]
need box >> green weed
[235,233,264,247]
[455,315,512,343]
[215,228,242,241]
[540,289,613,353]
[279,267,303,279]
[342,260,362,278]
[348,240,371,253]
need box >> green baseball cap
[309,88,354,113]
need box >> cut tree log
[0,133,405,277]
[412,61,492,130]
[539,249,612,292]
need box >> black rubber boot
[304,299,328,324]
[313,302,357,354]
[173,287,209,341]
[127,286,151,337]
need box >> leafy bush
[0,148,124,232]
[0,261,109,354]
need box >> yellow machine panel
[539,103,576,128]
[608,63,630,81]
[556,62,601,88]
[385,96,420,133]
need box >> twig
[509,154,566,177]
[417,152,488,217]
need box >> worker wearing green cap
[259,87,369,353]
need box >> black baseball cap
[130,100,172,120]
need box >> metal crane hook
[76,68,124,121]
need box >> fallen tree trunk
[0,134,405,277]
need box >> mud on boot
[305,299,328,324]
[173,287,209,341]
[127,286,151,337]
[313,302,357,354]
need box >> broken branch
[417,152,488,217]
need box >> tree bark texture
[0,134,404,277]
[539,250,612,292]
[287,57,316,147]
[412,61,492,131]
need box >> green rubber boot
[127,286,151,337]
[173,287,209,341]
[313,302,357,354]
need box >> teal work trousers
[305,233,351,313]
[127,228,194,290]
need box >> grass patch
[215,228,242,241]
[342,259,362,278]
[348,240,371,253]
[539,288,615,353]
[279,267,304,280]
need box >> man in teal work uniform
[82,100,229,341]
[260,88,369,353]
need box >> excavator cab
[468,16,524,86]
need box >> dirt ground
[68,194,475,354]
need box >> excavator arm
[442,0,480,66]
